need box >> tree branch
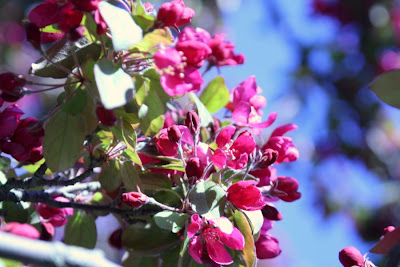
[0,231,119,267]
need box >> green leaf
[200,76,230,114]
[120,161,141,192]
[98,1,143,51]
[122,252,159,267]
[122,149,142,166]
[81,14,99,43]
[369,70,400,109]
[132,0,156,32]
[64,211,97,249]
[189,93,214,127]
[154,211,189,233]
[2,202,29,223]
[189,181,226,219]
[146,163,185,172]
[132,29,172,52]
[89,192,113,217]
[98,160,122,192]
[61,88,87,115]
[111,120,136,151]
[42,89,98,172]
[240,210,263,236]
[122,219,180,254]
[140,173,172,191]
[0,157,10,172]
[30,37,101,78]
[233,210,256,267]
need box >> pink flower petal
[188,235,204,264]
[216,125,235,148]
[270,123,298,137]
[232,102,251,126]
[212,149,227,169]
[28,3,60,28]
[219,227,245,250]
[233,76,257,106]
[206,238,233,265]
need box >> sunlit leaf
[200,76,230,114]
[369,70,400,109]
[64,211,97,249]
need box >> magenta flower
[271,176,301,202]
[1,222,40,239]
[155,125,193,156]
[156,0,195,28]
[0,72,26,102]
[176,27,212,67]
[0,104,23,139]
[227,180,266,211]
[208,34,245,67]
[154,48,203,96]
[36,196,74,227]
[212,125,256,169]
[262,123,299,163]
[122,191,148,208]
[230,76,277,135]
[187,214,245,265]
[255,233,281,259]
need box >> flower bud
[255,234,281,259]
[186,157,203,184]
[122,191,148,208]
[0,73,26,102]
[108,228,123,249]
[25,23,41,50]
[156,0,195,28]
[167,125,182,142]
[185,110,200,134]
[96,106,117,126]
[339,247,365,267]
[36,196,73,227]
[383,225,396,235]
[261,204,283,221]
[271,176,301,202]
[1,222,40,239]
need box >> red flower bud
[339,247,365,267]
[25,23,41,50]
[261,204,283,221]
[185,110,200,134]
[0,73,26,102]
[122,191,148,208]
[36,196,73,227]
[271,176,301,202]
[167,125,182,142]
[108,228,123,249]
[1,222,40,239]
[255,234,281,259]
[256,149,278,169]
[227,180,266,211]
[96,106,117,126]
[156,0,195,28]
[383,225,396,235]
[185,157,203,183]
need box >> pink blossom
[339,247,365,267]
[255,233,281,259]
[230,76,277,135]
[212,126,256,169]
[36,196,74,227]
[227,180,266,211]
[188,214,245,265]
[156,0,195,28]
[271,176,301,202]
[176,27,212,67]
[0,104,23,139]
[155,125,193,156]
[1,222,40,239]
[262,124,299,163]
[208,33,245,67]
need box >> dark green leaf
[94,58,135,109]
[98,1,143,51]
[140,173,172,191]
[30,37,101,78]
[154,211,189,233]
[0,157,10,172]
[200,76,230,113]
[42,89,98,172]
[189,181,226,219]
[369,70,400,109]
[61,88,87,115]
[64,211,97,248]
[2,202,29,223]
[98,160,122,192]
[120,161,141,192]
[122,252,159,267]
[122,219,180,254]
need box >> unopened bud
[256,149,278,169]
[186,157,203,184]
[122,191,148,208]
[167,125,181,142]
[108,228,123,249]
[339,246,365,267]
[96,106,117,126]
[271,176,301,202]
[0,73,26,102]
[185,110,200,134]
[261,204,283,221]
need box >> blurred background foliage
[2,0,400,266]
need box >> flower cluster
[0,0,301,266]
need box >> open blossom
[156,0,195,28]
[230,76,277,135]
[176,27,212,67]
[36,196,73,227]
[227,180,266,211]
[154,48,203,96]
[208,34,245,67]
[188,215,244,265]
[262,124,299,164]
[212,125,256,169]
